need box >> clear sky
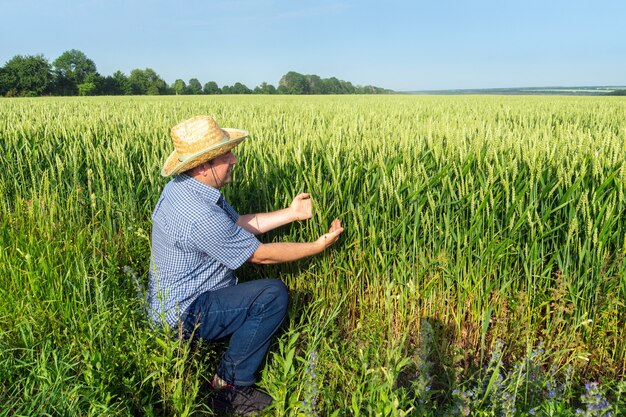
[1,0,625,91]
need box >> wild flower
[576,382,613,417]
[484,340,507,413]
[122,265,145,302]
[561,364,574,396]
[500,390,517,417]
[524,342,544,397]
[546,379,557,399]
[488,340,505,384]
[451,388,473,416]
[300,350,320,417]
[412,320,435,405]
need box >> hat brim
[161,128,248,177]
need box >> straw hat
[161,116,249,176]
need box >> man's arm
[236,193,312,235]
[248,219,344,264]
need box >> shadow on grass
[395,317,459,407]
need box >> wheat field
[1,95,625,416]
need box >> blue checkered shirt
[147,174,260,328]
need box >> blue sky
[1,0,625,91]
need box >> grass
[0,94,625,415]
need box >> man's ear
[201,161,211,176]
[192,161,209,177]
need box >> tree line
[0,49,392,97]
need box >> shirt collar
[175,173,222,204]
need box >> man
[147,116,343,415]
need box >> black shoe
[211,384,273,416]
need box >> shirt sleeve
[188,207,260,270]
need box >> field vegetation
[1,95,625,415]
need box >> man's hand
[316,219,344,250]
[249,218,345,264]
[238,193,315,235]
[290,193,313,221]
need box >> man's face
[209,151,238,187]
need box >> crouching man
[147,116,343,415]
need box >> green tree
[339,80,355,94]
[0,54,52,97]
[323,77,342,94]
[100,71,131,95]
[356,85,391,94]
[128,69,148,94]
[113,71,131,95]
[172,79,186,95]
[276,72,390,95]
[279,71,309,94]
[52,49,97,95]
[77,72,102,96]
[306,74,325,94]
[223,82,251,94]
[203,81,221,94]
[254,82,277,94]
[128,68,167,95]
[187,78,202,94]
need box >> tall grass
[1,95,624,415]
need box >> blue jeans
[182,279,289,386]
